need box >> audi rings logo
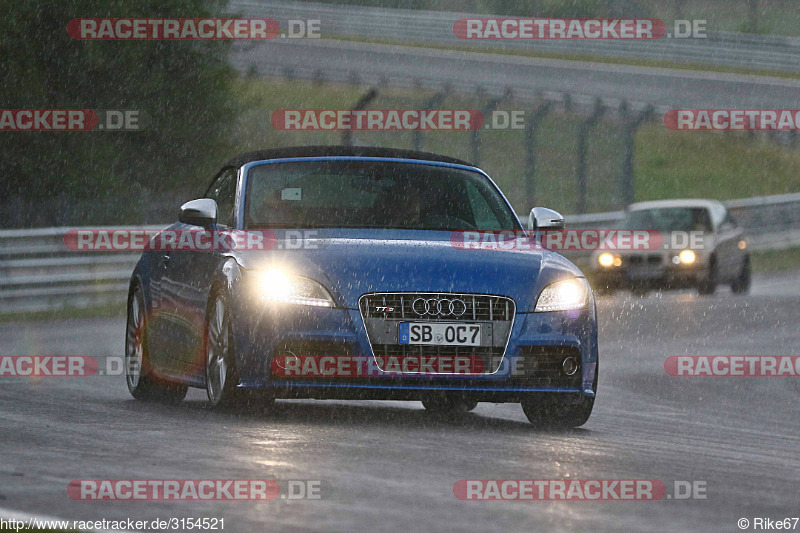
[411,297,467,317]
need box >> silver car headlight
[253,270,334,307]
[534,278,590,312]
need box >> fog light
[562,357,579,376]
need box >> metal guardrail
[552,198,800,263]
[1,194,799,314]
[231,0,800,72]
[0,226,163,314]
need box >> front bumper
[230,296,598,402]
[594,263,707,289]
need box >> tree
[0,0,238,224]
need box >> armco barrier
[0,226,163,314]
[1,193,799,314]
[231,0,800,73]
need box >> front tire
[521,395,594,428]
[205,290,242,408]
[204,290,272,410]
[698,258,718,295]
[125,286,188,403]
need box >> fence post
[413,84,451,151]
[471,87,512,166]
[524,99,553,209]
[576,97,604,214]
[342,87,379,146]
[618,102,653,208]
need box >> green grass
[636,0,800,36]
[751,246,800,274]
[635,125,800,201]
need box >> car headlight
[254,270,334,307]
[598,253,622,267]
[534,278,590,312]
[678,250,696,264]
[598,253,614,267]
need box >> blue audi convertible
[125,146,598,427]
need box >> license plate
[398,322,482,346]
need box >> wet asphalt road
[1,272,799,532]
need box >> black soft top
[224,145,475,169]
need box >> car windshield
[244,160,520,230]
[620,207,712,232]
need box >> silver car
[590,199,750,296]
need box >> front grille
[359,292,514,321]
[626,254,662,266]
[511,346,582,388]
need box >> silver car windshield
[621,207,712,232]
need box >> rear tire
[125,286,188,403]
[521,395,594,428]
[731,257,751,295]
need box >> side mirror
[179,198,217,228]
[528,207,565,231]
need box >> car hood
[233,229,583,312]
